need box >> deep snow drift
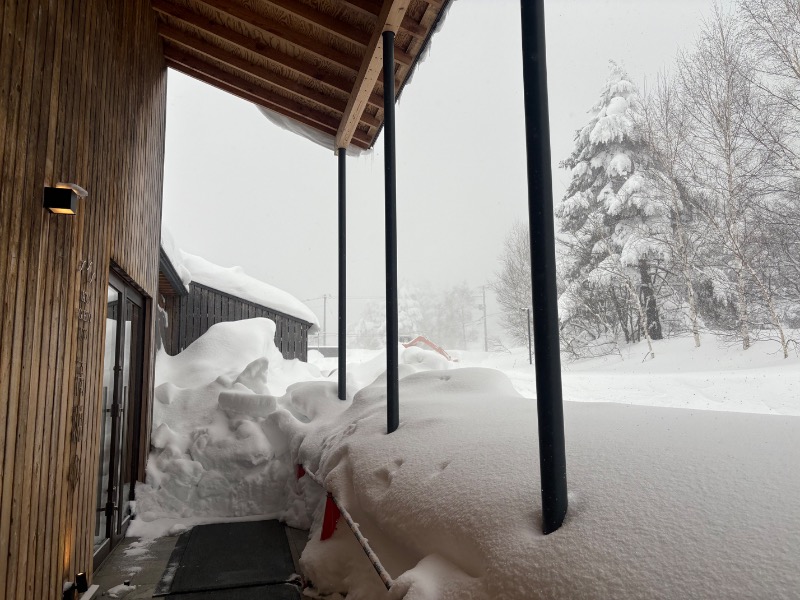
[135,323,800,598]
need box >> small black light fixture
[76,572,89,593]
[43,182,88,215]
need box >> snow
[160,228,319,330]
[134,319,800,598]
[106,583,136,598]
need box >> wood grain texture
[151,0,449,151]
[0,0,165,596]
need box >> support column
[520,0,568,534]
[338,149,347,400]
[383,30,399,434]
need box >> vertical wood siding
[161,284,311,361]
[0,0,166,596]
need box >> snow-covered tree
[678,7,791,357]
[557,62,666,353]
[491,222,531,345]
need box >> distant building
[157,243,318,361]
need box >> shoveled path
[92,523,308,599]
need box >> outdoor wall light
[43,183,88,215]
[76,572,89,593]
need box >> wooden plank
[263,0,370,46]
[50,2,80,591]
[160,25,380,129]
[165,56,373,148]
[190,0,363,72]
[340,0,428,38]
[73,0,100,572]
[259,0,414,65]
[335,0,410,149]
[200,287,208,338]
[151,0,384,109]
[2,0,42,594]
[163,24,336,115]
[23,0,59,594]
[0,8,26,592]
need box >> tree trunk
[743,260,789,359]
[609,288,631,343]
[735,267,751,350]
[625,276,654,358]
[638,259,663,340]
[686,278,701,348]
[672,206,701,347]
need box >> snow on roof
[160,229,319,331]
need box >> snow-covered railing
[298,465,394,590]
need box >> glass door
[94,272,145,566]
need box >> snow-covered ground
[132,323,800,598]
[457,336,800,416]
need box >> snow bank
[295,372,800,600]
[136,325,800,598]
[134,321,448,537]
[134,318,327,533]
[160,228,319,330]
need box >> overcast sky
[162,0,724,340]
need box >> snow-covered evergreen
[556,62,670,355]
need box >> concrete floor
[92,525,309,599]
[92,536,179,599]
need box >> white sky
[162,0,723,340]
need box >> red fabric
[296,464,306,480]
[320,494,341,541]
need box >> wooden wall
[0,0,166,597]
[161,283,311,361]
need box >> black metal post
[520,0,568,535]
[383,30,399,434]
[338,148,347,400]
[527,307,533,365]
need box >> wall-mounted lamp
[43,183,88,215]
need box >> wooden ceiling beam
[159,23,380,128]
[165,50,373,148]
[151,0,386,109]
[340,0,427,38]
[191,0,364,72]
[335,0,410,149]
[165,45,341,131]
[160,24,347,113]
[262,0,370,46]
[261,0,414,65]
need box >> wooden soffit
[150,0,451,151]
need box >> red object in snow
[320,493,341,541]
[402,335,455,361]
[296,464,306,480]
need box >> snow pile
[133,320,450,537]
[134,318,328,533]
[160,228,319,330]
[136,321,800,598]
[294,371,800,599]
[106,583,136,598]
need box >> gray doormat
[155,520,297,596]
